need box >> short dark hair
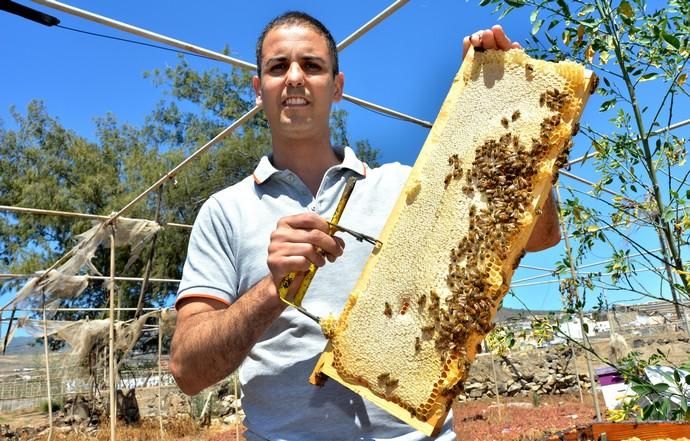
[255,11,339,78]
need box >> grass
[29,416,243,441]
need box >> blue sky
[1,0,687,319]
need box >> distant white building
[556,316,597,341]
[594,320,611,334]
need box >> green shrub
[38,399,62,413]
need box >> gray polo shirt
[177,146,454,440]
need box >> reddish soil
[452,393,598,441]
[205,393,597,440]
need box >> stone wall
[458,345,592,401]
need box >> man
[170,11,560,440]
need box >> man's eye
[305,62,321,71]
[270,63,286,72]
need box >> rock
[469,388,484,398]
[224,413,245,425]
[507,382,522,395]
[465,382,483,391]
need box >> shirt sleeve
[176,196,238,307]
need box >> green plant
[531,390,541,408]
[480,0,690,317]
[617,350,690,421]
[39,398,63,413]
[486,325,516,356]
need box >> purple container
[595,366,624,386]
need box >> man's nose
[286,62,305,87]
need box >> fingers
[480,29,497,50]
[490,24,510,50]
[267,212,345,282]
[463,25,521,58]
[462,35,471,60]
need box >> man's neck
[271,137,341,196]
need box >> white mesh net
[4,217,161,312]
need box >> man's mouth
[283,97,309,106]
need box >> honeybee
[501,117,509,128]
[511,110,521,122]
[384,302,393,318]
[525,63,534,75]
[418,293,427,307]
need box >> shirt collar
[252,146,367,185]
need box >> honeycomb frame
[311,48,596,436]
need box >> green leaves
[600,98,617,112]
[662,31,681,49]
[504,0,525,7]
[555,0,570,17]
[618,1,634,19]
[532,19,545,35]
[639,73,660,82]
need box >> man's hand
[463,24,521,59]
[267,212,345,289]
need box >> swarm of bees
[539,88,570,112]
[419,86,577,372]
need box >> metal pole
[559,169,636,202]
[567,117,690,167]
[341,93,432,128]
[556,186,602,421]
[135,186,164,319]
[489,346,502,421]
[109,229,117,441]
[42,291,54,441]
[112,105,261,222]
[32,0,255,69]
[157,310,164,440]
[336,0,410,51]
[1,273,180,283]
[32,0,432,129]
[0,204,192,229]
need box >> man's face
[253,25,344,141]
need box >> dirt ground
[452,392,598,441]
[2,392,596,440]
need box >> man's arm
[170,212,344,396]
[171,277,283,395]
[525,190,561,252]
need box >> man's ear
[333,72,344,102]
[252,75,262,106]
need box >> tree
[481,0,690,318]
[481,0,690,422]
